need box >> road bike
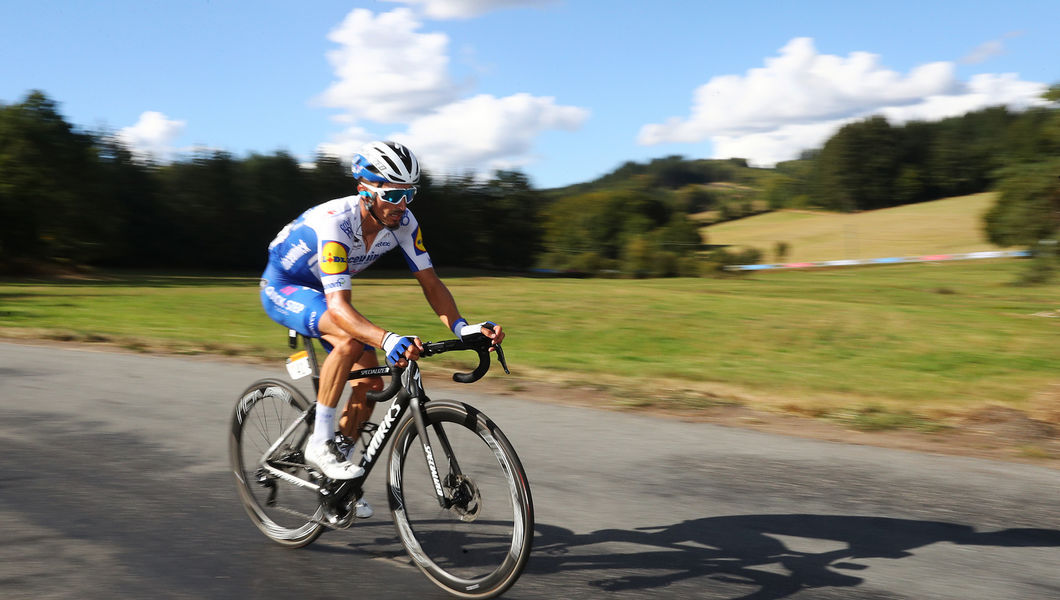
[229,328,534,599]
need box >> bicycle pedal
[321,507,356,529]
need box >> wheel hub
[448,474,481,522]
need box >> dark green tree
[0,91,108,269]
[309,154,355,203]
[92,134,160,266]
[982,84,1060,282]
[813,116,899,211]
[478,170,543,269]
[154,151,246,267]
[652,212,704,255]
[239,151,310,259]
[984,160,1060,247]
[539,188,676,271]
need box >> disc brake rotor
[449,474,482,522]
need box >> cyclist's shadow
[529,514,1060,599]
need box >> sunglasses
[362,181,416,205]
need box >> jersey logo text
[320,241,349,275]
[280,239,311,270]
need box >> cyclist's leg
[317,317,371,409]
[261,277,347,418]
[260,274,366,411]
[338,347,383,437]
[261,273,365,478]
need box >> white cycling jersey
[266,196,433,292]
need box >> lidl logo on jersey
[413,226,427,255]
[320,241,350,275]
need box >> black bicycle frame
[286,330,460,514]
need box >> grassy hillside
[543,157,776,197]
[703,193,1012,263]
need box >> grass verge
[1,260,1058,431]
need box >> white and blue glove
[451,319,497,338]
[382,332,417,366]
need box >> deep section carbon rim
[230,379,324,547]
[389,402,533,598]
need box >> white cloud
[638,37,1047,166]
[316,8,460,122]
[382,0,552,20]
[315,125,375,162]
[316,8,588,179]
[961,40,1004,65]
[960,32,1022,65]
[319,94,588,177]
[879,73,1047,123]
[711,120,849,167]
[117,111,185,160]
[395,93,588,175]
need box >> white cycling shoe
[305,440,365,480]
[354,500,374,519]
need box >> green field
[704,193,1013,263]
[2,260,1058,427]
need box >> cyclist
[259,141,504,517]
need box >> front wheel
[388,401,534,599]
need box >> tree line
[765,101,1060,213]
[1,88,1057,279]
[0,91,543,274]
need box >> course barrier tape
[725,250,1032,271]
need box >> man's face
[360,181,415,228]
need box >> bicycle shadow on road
[528,514,1060,599]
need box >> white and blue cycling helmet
[351,141,420,185]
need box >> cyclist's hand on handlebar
[484,323,504,350]
[382,332,423,367]
[455,320,504,350]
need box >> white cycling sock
[311,403,336,448]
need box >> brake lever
[494,343,510,374]
[475,323,511,375]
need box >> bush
[569,251,605,275]
[622,236,656,278]
[598,258,623,278]
[1018,239,1058,285]
[652,251,679,277]
[774,241,790,263]
[677,256,706,277]
[703,247,763,274]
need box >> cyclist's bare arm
[413,268,461,330]
[413,268,505,346]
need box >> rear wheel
[388,401,534,599]
[229,378,324,547]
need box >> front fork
[406,362,462,509]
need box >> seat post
[286,328,321,394]
[302,334,321,394]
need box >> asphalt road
[1,341,1058,600]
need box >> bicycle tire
[229,378,325,548]
[388,400,534,599]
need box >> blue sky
[2,0,1057,188]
